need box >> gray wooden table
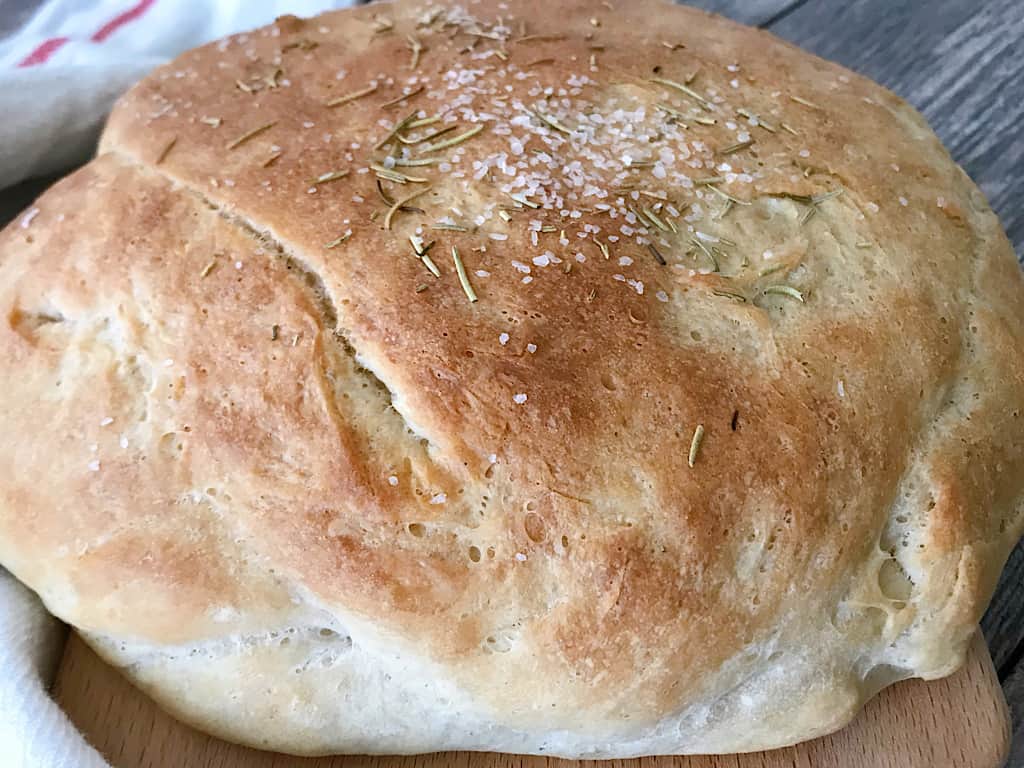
[0,0,1021,763]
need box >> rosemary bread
[1,0,1022,758]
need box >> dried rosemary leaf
[688,424,705,468]
[325,83,378,107]
[156,137,177,165]
[420,253,441,277]
[789,94,821,109]
[418,124,484,153]
[720,139,754,155]
[763,284,805,302]
[384,186,432,230]
[650,77,713,111]
[309,169,350,187]
[712,289,747,302]
[452,246,478,303]
[381,85,425,109]
[226,121,276,150]
[325,231,351,249]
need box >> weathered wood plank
[983,542,1024,677]
[763,0,1024,263]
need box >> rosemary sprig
[737,107,776,133]
[650,77,712,111]
[506,191,539,209]
[308,169,350,187]
[648,243,667,265]
[397,124,457,145]
[381,85,425,109]
[326,83,378,107]
[763,284,805,302]
[407,35,423,69]
[407,115,441,129]
[643,206,668,231]
[688,424,705,468]
[374,110,418,150]
[690,237,719,272]
[392,157,442,166]
[418,124,484,153]
[431,222,468,232]
[384,186,432,230]
[707,184,752,206]
[712,289,747,302]
[371,163,428,184]
[452,246,478,302]
[325,231,351,248]
[156,136,177,164]
[514,33,567,44]
[720,139,754,155]
[656,103,688,124]
[531,109,574,135]
[421,253,441,277]
[226,121,276,150]
[789,94,820,109]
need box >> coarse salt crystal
[20,208,39,228]
[899,196,909,207]
[513,393,528,404]
[526,343,537,353]
[476,269,491,277]
[837,380,846,398]
[430,493,447,504]
[656,290,669,303]
[515,552,528,561]
[100,417,114,426]
[499,333,510,345]
[388,476,399,486]
[87,460,101,472]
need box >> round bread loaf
[1,0,1022,758]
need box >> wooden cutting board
[54,630,1010,768]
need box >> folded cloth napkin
[0,0,356,191]
[0,4,356,764]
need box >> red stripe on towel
[91,0,157,43]
[17,37,69,67]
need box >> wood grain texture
[54,631,1009,768]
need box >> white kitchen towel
[0,571,108,768]
[0,5,358,765]
[0,0,357,190]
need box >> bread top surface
[2,0,1023,750]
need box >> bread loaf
[1,0,1022,757]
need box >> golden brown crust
[1,0,1022,756]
